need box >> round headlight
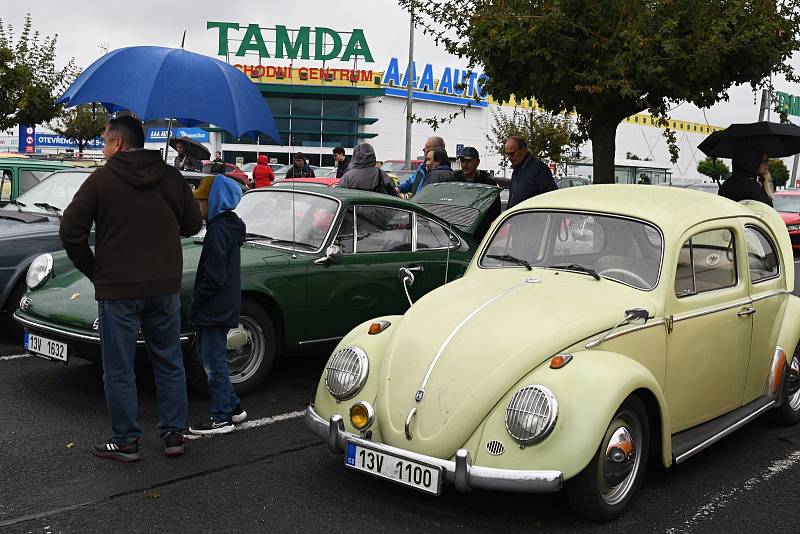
[505,385,558,445]
[26,253,54,290]
[325,346,369,401]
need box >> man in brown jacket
[60,115,203,462]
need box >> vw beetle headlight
[505,385,558,445]
[324,346,369,401]
[26,253,54,290]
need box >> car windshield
[235,189,339,251]
[773,195,800,213]
[0,171,87,215]
[480,211,663,290]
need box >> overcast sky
[3,0,800,128]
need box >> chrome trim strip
[674,400,775,464]
[415,280,530,402]
[298,336,344,346]
[304,405,563,493]
[13,312,191,345]
[584,319,666,349]
[751,290,788,303]
[672,300,752,323]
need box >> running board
[671,396,775,464]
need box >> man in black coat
[505,136,557,208]
[286,153,315,178]
[333,146,349,179]
[453,146,497,185]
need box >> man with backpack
[338,143,397,196]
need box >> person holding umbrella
[718,146,774,207]
[173,139,202,171]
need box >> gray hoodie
[339,143,394,195]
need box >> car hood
[778,211,800,224]
[0,212,58,239]
[375,269,658,458]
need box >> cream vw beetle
[305,185,800,521]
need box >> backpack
[371,168,395,195]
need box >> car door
[413,214,467,293]
[741,222,787,403]
[665,222,752,431]
[304,204,427,343]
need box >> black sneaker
[93,438,140,462]
[163,432,185,457]
[189,418,234,435]
[231,404,248,424]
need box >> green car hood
[411,182,501,238]
[376,269,658,458]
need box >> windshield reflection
[0,171,88,215]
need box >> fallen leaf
[66,443,75,448]
[145,491,160,499]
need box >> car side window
[20,169,48,194]
[0,168,11,202]
[416,216,458,250]
[675,228,737,297]
[743,225,779,283]
[333,207,355,254]
[355,206,412,253]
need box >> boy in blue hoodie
[188,176,248,435]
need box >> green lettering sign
[207,21,240,56]
[275,26,311,60]
[777,91,800,118]
[315,27,342,61]
[236,24,270,57]
[341,29,373,62]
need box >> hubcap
[226,315,265,384]
[788,356,800,412]
[598,414,642,506]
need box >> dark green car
[14,182,500,393]
[0,156,76,204]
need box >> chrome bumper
[304,405,563,494]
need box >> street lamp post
[404,2,415,170]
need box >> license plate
[345,441,442,495]
[24,331,68,363]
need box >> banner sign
[36,133,104,149]
[18,124,35,153]
[146,128,210,143]
[777,91,800,118]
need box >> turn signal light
[349,401,374,431]
[550,353,573,369]
[368,320,391,335]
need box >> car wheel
[565,396,649,521]
[775,346,800,426]
[4,278,27,340]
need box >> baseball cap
[457,146,480,160]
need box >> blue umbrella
[57,46,281,143]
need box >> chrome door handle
[406,265,424,272]
[737,306,756,317]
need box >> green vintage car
[14,182,500,394]
[306,185,800,520]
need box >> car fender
[467,350,671,480]
[312,315,404,432]
[775,296,800,366]
[0,253,43,312]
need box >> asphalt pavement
[2,260,800,532]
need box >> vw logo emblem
[415,389,424,402]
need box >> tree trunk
[590,117,620,184]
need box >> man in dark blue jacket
[188,176,248,435]
[505,136,557,208]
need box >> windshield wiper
[267,238,317,250]
[547,263,601,280]
[7,200,25,212]
[34,202,62,217]
[486,254,532,270]
[245,232,274,241]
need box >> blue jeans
[98,293,187,443]
[195,326,240,421]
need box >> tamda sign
[207,22,374,63]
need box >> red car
[201,160,249,188]
[275,177,340,188]
[772,190,800,250]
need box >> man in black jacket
[453,146,497,185]
[60,115,203,461]
[188,176,248,435]
[286,153,316,178]
[333,146,349,179]
[505,136,557,208]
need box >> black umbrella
[698,121,800,159]
[168,136,210,161]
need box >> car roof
[0,157,75,168]
[517,184,759,233]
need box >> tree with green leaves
[769,159,790,188]
[486,107,581,173]
[401,0,800,183]
[697,158,730,182]
[49,104,108,153]
[0,14,76,132]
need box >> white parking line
[665,449,800,533]
[0,353,30,361]
[183,410,306,440]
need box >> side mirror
[623,307,649,326]
[313,244,343,265]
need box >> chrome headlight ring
[26,253,54,290]
[505,385,558,446]
[324,346,369,401]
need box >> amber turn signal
[550,353,573,369]
[349,401,374,431]
[368,320,391,335]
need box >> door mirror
[313,244,343,265]
[623,307,649,326]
